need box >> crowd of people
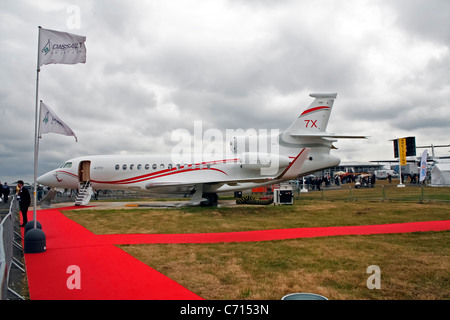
[303,172,378,190]
[0,181,11,204]
[302,170,428,191]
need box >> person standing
[3,182,10,204]
[17,180,31,227]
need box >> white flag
[419,150,428,182]
[38,27,86,67]
[39,101,78,142]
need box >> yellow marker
[399,138,407,166]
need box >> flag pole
[32,26,42,229]
[24,26,46,253]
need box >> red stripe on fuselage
[92,167,228,185]
[55,158,238,186]
[89,159,238,185]
[55,170,78,179]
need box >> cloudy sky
[1,0,449,184]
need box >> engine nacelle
[239,152,291,170]
[230,134,279,154]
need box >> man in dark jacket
[17,180,31,227]
[3,182,10,204]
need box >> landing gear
[200,193,218,207]
[190,185,219,207]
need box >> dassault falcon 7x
[37,93,365,206]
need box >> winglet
[277,148,310,180]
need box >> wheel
[200,193,218,207]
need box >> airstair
[75,181,92,206]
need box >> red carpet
[97,220,450,245]
[23,207,450,300]
[23,208,202,300]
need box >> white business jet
[37,93,365,206]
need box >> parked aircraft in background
[37,93,366,206]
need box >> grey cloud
[1,0,450,184]
[388,0,450,45]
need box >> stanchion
[24,220,42,234]
[24,227,46,254]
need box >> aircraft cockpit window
[61,162,72,168]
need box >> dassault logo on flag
[38,27,86,67]
[41,39,51,55]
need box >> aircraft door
[78,161,91,183]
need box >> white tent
[430,162,450,186]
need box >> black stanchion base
[24,220,42,234]
[24,228,46,253]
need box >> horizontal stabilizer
[309,93,338,99]
[290,133,367,139]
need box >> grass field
[63,183,450,300]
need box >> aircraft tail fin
[284,93,337,134]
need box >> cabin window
[115,164,120,170]
[160,164,165,169]
[130,164,134,170]
[145,164,150,170]
[152,164,157,170]
[168,164,173,169]
[123,164,127,170]
[176,164,181,169]
[137,164,142,170]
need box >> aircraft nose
[37,171,56,187]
